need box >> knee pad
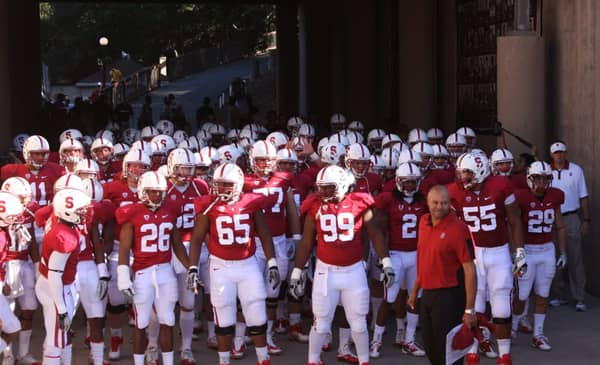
[214,324,235,336]
[266,297,278,309]
[347,314,368,333]
[490,289,512,319]
[278,281,288,301]
[493,317,512,325]
[106,304,127,314]
[247,323,267,336]
[313,317,333,334]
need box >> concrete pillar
[275,0,299,118]
[375,0,399,130]
[496,34,546,157]
[0,0,13,152]
[437,0,457,134]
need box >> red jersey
[420,169,456,196]
[447,176,515,248]
[98,163,119,184]
[515,187,564,245]
[353,172,382,194]
[294,164,320,197]
[165,179,209,242]
[79,201,115,261]
[243,171,293,236]
[374,192,428,251]
[301,192,374,266]
[115,201,179,272]
[39,221,81,284]
[510,174,528,190]
[103,178,139,240]
[0,162,63,206]
[194,193,272,260]
[381,179,396,193]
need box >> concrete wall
[0,0,13,151]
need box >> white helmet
[122,149,151,180]
[53,174,84,194]
[173,130,189,144]
[155,120,175,136]
[431,144,450,169]
[239,127,258,142]
[276,148,298,173]
[121,128,140,145]
[178,138,196,152]
[23,135,50,169]
[200,146,221,165]
[137,171,168,209]
[317,137,330,154]
[91,137,114,165]
[328,132,349,147]
[315,165,351,202]
[380,147,400,179]
[151,135,176,154]
[75,159,100,180]
[201,122,217,133]
[407,128,428,146]
[53,188,91,225]
[445,133,467,158]
[12,133,29,152]
[227,128,241,143]
[59,138,84,165]
[320,143,346,166]
[382,133,402,149]
[456,126,476,147]
[348,120,365,134]
[456,152,490,189]
[249,140,277,175]
[427,128,445,144]
[370,154,385,176]
[527,161,553,195]
[411,142,434,169]
[329,113,347,132]
[141,126,159,141]
[395,162,422,197]
[1,177,32,205]
[95,129,114,143]
[287,116,304,136]
[113,142,130,158]
[59,129,83,144]
[81,135,94,147]
[0,191,25,228]
[346,131,364,145]
[367,129,386,153]
[194,151,211,167]
[209,124,227,146]
[188,136,204,151]
[81,179,103,202]
[470,148,487,158]
[217,144,242,165]
[345,143,372,178]
[490,148,514,176]
[266,131,289,150]
[298,124,316,139]
[397,149,423,166]
[167,148,196,182]
[131,140,153,157]
[212,163,244,202]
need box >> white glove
[288,267,306,300]
[267,258,280,290]
[187,266,201,294]
[96,263,109,300]
[379,257,395,288]
[117,265,135,298]
[512,247,527,277]
[556,251,567,269]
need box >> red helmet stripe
[502,149,507,158]
[359,144,365,158]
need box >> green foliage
[40,2,276,84]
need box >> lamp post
[98,36,109,88]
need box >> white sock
[497,338,511,357]
[352,331,369,364]
[179,310,194,350]
[308,326,327,363]
[90,342,104,365]
[235,322,246,338]
[207,321,216,338]
[147,313,160,348]
[512,312,524,333]
[43,352,61,365]
[267,319,274,343]
[110,328,123,338]
[255,346,269,362]
[533,313,546,337]
[371,297,383,327]
[396,317,406,332]
[18,329,32,358]
[218,351,231,365]
[405,312,419,343]
[277,301,287,320]
[61,344,72,365]
[338,327,351,352]
[0,338,7,353]
[161,351,174,365]
[373,325,385,343]
[523,297,530,314]
[134,353,145,365]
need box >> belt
[562,210,578,216]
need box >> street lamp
[98,36,109,87]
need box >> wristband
[291,267,303,281]
[292,234,302,241]
[267,258,278,268]
[464,308,475,315]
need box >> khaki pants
[551,214,586,302]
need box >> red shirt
[243,172,293,236]
[301,192,374,266]
[194,193,272,260]
[417,213,473,290]
[103,178,139,240]
[374,192,428,251]
[515,187,564,245]
[420,169,455,196]
[353,172,382,194]
[115,201,179,272]
[295,164,320,197]
[98,163,119,184]
[79,201,115,261]
[447,176,515,248]
[510,174,528,190]
[1,162,63,206]
[39,221,81,285]
[165,179,209,242]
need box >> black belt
[562,210,578,216]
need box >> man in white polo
[548,141,591,311]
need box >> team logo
[219,206,225,212]
[398,204,404,210]
[530,202,536,208]
[440,232,446,239]
[25,173,30,179]
[466,196,472,202]
[144,214,149,221]
[254,180,260,185]
[122,192,128,198]
[171,194,177,200]
[322,205,328,210]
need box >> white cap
[550,141,567,154]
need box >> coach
[408,185,477,365]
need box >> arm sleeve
[47,251,71,313]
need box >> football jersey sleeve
[350,192,375,211]
[194,194,218,216]
[94,200,116,224]
[300,193,320,216]
[374,192,392,210]
[55,228,80,253]
[193,179,210,195]
[552,187,565,205]
[35,205,53,227]
[0,164,18,181]
[115,203,137,225]
[499,177,516,205]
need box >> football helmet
[320,143,346,166]
[138,171,168,209]
[239,127,258,142]
[348,120,365,134]
[456,126,476,148]
[209,124,227,146]
[81,135,94,147]
[407,128,428,146]
[59,138,84,165]
[411,142,434,170]
[346,131,364,145]
[367,129,386,154]
[131,140,153,157]
[121,128,140,145]
[53,174,84,193]
[470,148,487,158]
[249,140,277,175]
[217,144,243,165]
[200,146,221,165]
[173,130,189,144]
[188,136,204,151]
[298,124,316,140]
[0,191,25,228]
[287,116,304,137]
[427,128,445,145]
[81,178,103,202]
[227,128,241,143]
[397,149,423,166]
[329,113,347,133]
[212,163,244,202]
[201,122,217,133]
[122,149,151,180]
[315,165,351,203]
[91,137,114,166]
[59,129,83,144]
[382,133,402,149]
[113,142,130,159]
[53,188,91,225]
[12,133,29,152]
[141,126,159,142]
[527,161,553,195]
[194,150,212,181]
[328,132,350,147]
[345,143,372,178]
[75,159,100,181]
[370,154,385,177]
[380,147,400,181]
[22,135,50,169]
[1,177,32,206]
[95,129,114,143]
[155,120,175,136]
[456,152,490,190]
[490,148,514,176]
[105,121,121,135]
[431,144,450,169]
[266,131,289,150]
[395,162,422,197]
[445,133,467,158]
[317,137,330,155]
[167,148,196,183]
[151,134,176,154]
[276,148,298,173]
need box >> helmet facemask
[528,174,552,196]
[142,188,166,211]
[395,177,421,197]
[493,160,513,176]
[316,183,339,203]
[213,180,239,203]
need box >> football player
[91,137,116,183]
[59,138,85,174]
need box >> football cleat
[180,349,196,365]
[145,346,160,365]
[274,319,289,334]
[496,354,512,365]
[402,341,426,357]
[336,345,358,364]
[257,360,271,365]
[465,353,480,365]
[369,340,382,358]
[322,333,332,352]
[108,337,123,360]
[267,338,283,355]
[17,353,42,365]
[306,362,324,365]
[394,327,406,347]
[531,335,552,351]
[230,342,246,360]
[576,301,588,312]
[206,336,218,349]
[288,324,309,343]
[478,339,498,359]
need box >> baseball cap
[550,141,567,154]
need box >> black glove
[186,266,201,294]
[267,258,281,290]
